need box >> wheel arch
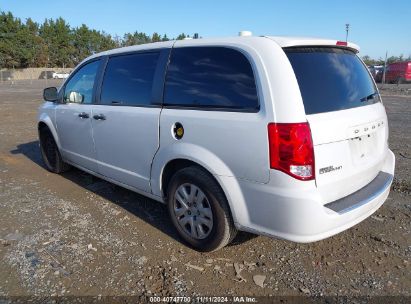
[152,143,235,197]
[151,145,249,226]
[159,157,243,225]
[37,114,61,149]
[160,158,234,203]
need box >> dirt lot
[0,80,410,301]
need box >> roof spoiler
[263,36,360,53]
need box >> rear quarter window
[285,47,378,115]
[164,47,259,111]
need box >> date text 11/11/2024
[149,296,257,303]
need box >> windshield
[285,47,378,115]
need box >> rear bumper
[234,149,395,243]
[324,171,392,214]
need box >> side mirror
[43,87,58,101]
[68,91,84,103]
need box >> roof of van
[85,35,360,63]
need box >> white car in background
[38,35,395,251]
[52,71,70,79]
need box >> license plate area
[349,134,378,164]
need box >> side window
[64,60,100,104]
[164,47,259,111]
[100,52,159,106]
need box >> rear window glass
[164,47,259,111]
[285,47,378,115]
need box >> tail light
[268,122,315,180]
[336,41,348,46]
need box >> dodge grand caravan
[38,36,395,251]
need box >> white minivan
[38,36,395,251]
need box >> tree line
[361,54,411,67]
[1,10,409,69]
[0,11,192,69]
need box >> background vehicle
[374,66,384,83]
[39,71,55,79]
[385,61,411,84]
[52,71,70,79]
[368,66,376,77]
[38,36,395,251]
[368,65,384,83]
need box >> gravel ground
[378,83,411,97]
[0,80,410,301]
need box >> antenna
[239,31,252,37]
[345,23,350,42]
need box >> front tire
[167,166,237,252]
[39,127,70,173]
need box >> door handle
[78,112,89,119]
[93,114,106,120]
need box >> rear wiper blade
[360,92,378,102]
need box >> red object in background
[385,61,411,84]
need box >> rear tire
[166,166,237,252]
[397,77,405,84]
[39,127,70,173]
